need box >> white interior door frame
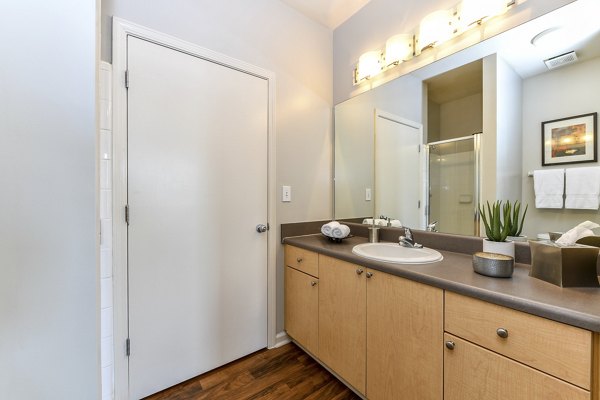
[374,109,426,229]
[111,18,277,400]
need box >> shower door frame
[425,133,481,236]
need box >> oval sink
[352,242,443,264]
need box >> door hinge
[418,200,421,209]
[418,144,421,153]
[126,338,131,357]
[125,205,130,225]
[125,70,130,89]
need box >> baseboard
[273,331,291,348]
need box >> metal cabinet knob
[445,341,455,350]
[310,281,317,287]
[366,272,374,278]
[496,328,509,338]
[356,268,364,275]
[296,257,303,263]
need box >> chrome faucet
[426,221,438,232]
[399,228,423,248]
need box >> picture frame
[542,112,597,166]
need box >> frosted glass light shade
[460,0,508,28]
[419,10,454,51]
[357,51,382,81]
[385,34,413,65]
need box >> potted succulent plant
[478,200,518,258]
[505,200,528,242]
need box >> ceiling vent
[544,51,578,70]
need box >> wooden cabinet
[284,245,319,356]
[318,255,367,394]
[366,270,443,400]
[444,334,589,400]
[284,244,600,400]
[445,292,594,399]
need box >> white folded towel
[565,167,600,210]
[389,219,403,228]
[321,221,340,236]
[331,224,351,239]
[533,169,564,208]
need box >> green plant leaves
[478,200,527,242]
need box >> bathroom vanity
[283,233,600,400]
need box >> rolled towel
[331,224,351,239]
[321,221,340,236]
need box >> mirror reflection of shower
[426,134,480,236]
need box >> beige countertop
[283,234,600,332]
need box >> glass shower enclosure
[426,134,480,236]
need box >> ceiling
[280,0,372,29]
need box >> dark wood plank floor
[144,343,361,400]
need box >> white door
[127,36,268,399]
[375,111,423,228]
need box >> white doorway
[112,20,277,399]
[374,110,425,229]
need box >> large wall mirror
[334,0,600,239]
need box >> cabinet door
[444,334,589,400]
[366,270,443,400]
[285,266,319,355]
[318,255,366,394]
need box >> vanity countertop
[283,234,600,332]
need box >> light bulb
[419,10,454,51]
[385,34,413,66]
[460,0,508,28]
[357,51,382,81]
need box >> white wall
[333,0,576,104]
[0,2,99,399]
[481,54,523,206]
[521,56,600,238]
[438,93,482,140]
[101,0,333,334]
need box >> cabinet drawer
[444,334,589,400]
[285,245,318,277]
[445,292,592,389]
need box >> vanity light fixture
[355,50,383,83]
[352,0,517,85]
[418,9,455,51]
[384,34,414,66]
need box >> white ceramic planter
[482,239,515,258]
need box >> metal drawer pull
[356,268,364,275]
[445,341,455,350]
[496,328,509,338]
[310,281,317,287]
[366,272,374,278]
[296,257,303,263]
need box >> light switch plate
[365,188,372,201]
[282,185,292,202]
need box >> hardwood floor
[144,343,361,400]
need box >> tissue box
[529,241,600,287]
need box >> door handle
[256,224,269,233]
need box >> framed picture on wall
[542,112,598,166]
